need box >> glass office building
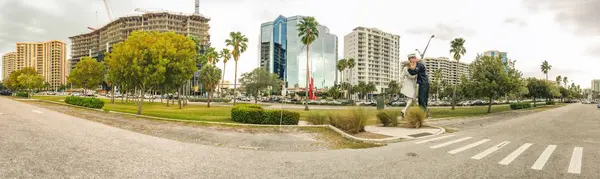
[259,15,338,89]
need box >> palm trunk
[221,63,227,98]
[207,91,212,108]
[233,60,239,105]
[304,31,310,111]
[137,88,144,115]
[451,60,458,110]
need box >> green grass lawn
[33,96,233,123]
[31,95,563,125]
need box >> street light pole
[417,35,435,59]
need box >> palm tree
[555,75,562,86]
[540,60,552,81]
[336,59,347,98]
[449,38,466,110]
[346,58,356,99]
[297,16,320,111]
[432,68,442,100]
[219,48,232,97]
[563,76,568,88]
[205,47,219,65]
[225,32,248,105]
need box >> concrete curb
[31,99,445,144]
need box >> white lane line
[471,141,510,160]
[448,139,491,154]
[430,137,472,149]
[415,135,456,144]
[32,110,42,114]
[531,145,557,170]
[499,143,533,165]
[568,147,583,174]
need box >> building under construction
[69,11,211,69]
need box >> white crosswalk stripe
[430,137,472,149]
[415,135,586,174]
[414,135,456,144]
[568,147,583,174]
[531,145,557,170]
[499,143,533,165]
[471,141,510,160]
[448,139,490,154]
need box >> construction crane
[87,0,113,31]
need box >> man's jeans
[418,83,430,112]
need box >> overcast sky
[0,0,598,88]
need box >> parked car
[597,103,600,108]
[0,90,12,96]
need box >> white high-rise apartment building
[343,27,400,94]
[422,57,470,85]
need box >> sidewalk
[365,125,443,139]
[298,121,444,139]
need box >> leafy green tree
[0,82,4,91]
[219,48,232,97]
[526,78,550,107]
[297,16,320,111]
[466,55,522,113]
[225,32,248,105]
[449,37,466,110]
[199,65,222,108]
[68,57,105,94]
[540,60,552,81]
[562,76,568,87]
[106,31,196,114]
[5,67,36,91]
[239,68,282,103]
[17,71,44,97]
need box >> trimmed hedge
[16,92,28,98]
[509,102,531,110]
[231,104,299,125]
[546,101,556,105]
[65,96,105,109]
[188,98,232,103]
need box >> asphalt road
[1,97,598,178]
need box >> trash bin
[377,96,384,110]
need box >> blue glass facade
[272,16,287,82]
[259,15,338,89]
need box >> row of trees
[3,67,46,96]
[66,30,250,114]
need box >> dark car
[0,90,12,96]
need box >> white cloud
[0,0,598,88]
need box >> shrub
[404,107,426,128]
[65,96,104,109]
[509,102,531,110]
[188,98,232,103]
[546,101,556,105]
[376,111,400,127]
[263,110,300,125]
[307,111,328,125]
[231,104,299,125]
[328,108,368,134]
[15,92,28,98]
